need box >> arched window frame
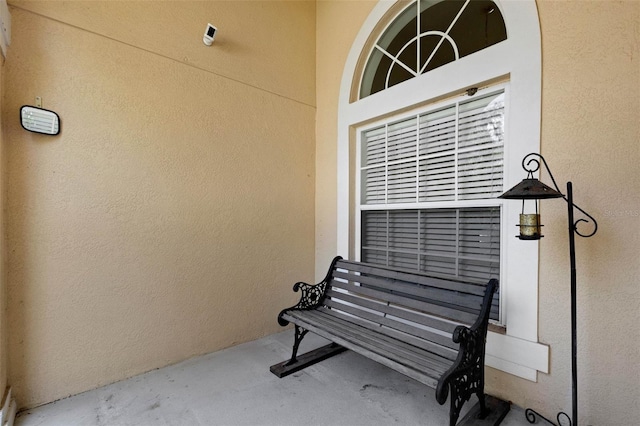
[336,0,549,381]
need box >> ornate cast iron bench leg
[285,325,309,366]
[445,366,488,426]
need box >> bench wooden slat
[298,310,453,375]
[333,267,485,298]
[332,270,486,314]
[336,259,487,294]
[336,260,503,322]
[313,307,457,366]
[325,288,458,334]
[329,278,478,324]
[283,310,452,380]
[323,292,458,351]
[280,312,441,388]
[322,299,457,353]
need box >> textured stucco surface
[486,3,640,425]
[315,1,640,425]
[4,1,316,409]
[11,0,316,107]
[315,0,376,277]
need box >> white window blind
[361,208,501,281]
[361,90,505,206]
[358,89,505,320]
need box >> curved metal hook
[522,153,562,193]
[524,408,572,426]
[520,153,598,239]
[574,217,597,238]
[522,153,541,174]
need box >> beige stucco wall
[315,0,640,425]
[4,1,316,408]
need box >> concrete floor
[16,331,531,426]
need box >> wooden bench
[271,256,499,426]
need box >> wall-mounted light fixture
[20,105,60,135]
[499,153,597,426]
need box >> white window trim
[336,0,548,381]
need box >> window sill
[488,323,506,335]
[485,332,549,382]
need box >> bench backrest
[322,259,497,362]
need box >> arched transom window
[360,0,507,98]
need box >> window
[360,0,507,98]
[357,88,505,320]
[337,0,548,381]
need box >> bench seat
[282,308,455,388]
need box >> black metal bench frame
[271,256,499,426]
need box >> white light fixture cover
[20,106,60,135]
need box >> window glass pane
[420,209,457,277]
[397,40,418,74]
[360,50,393,98]
[458,146,503,200]
[419,106,456,201]
[419,106,455,155]
[419,0,461,34]
[362,126,386,167]
[390,251,420,271]
[388,161,417,203]
[419,155,455,201]
[359,0,506,99]
[388,117,417,161]
[362,210,387,247]
[361,207,500,320]
[458,92,504,150]
[362,166,386,205]
[387,63,415,90]
[448,0,507,58]
[388,210,419,251]
[421,37,457,73]
[458,207,501,281]
[362,210,388,265]
[362,249,388,266]
[389,209,420,270]
[361,4,418,97]
[458,91,504,200]
[378,4,417,55]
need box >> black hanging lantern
[499,173,564,240]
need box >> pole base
[458,395,511,426]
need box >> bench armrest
[435,279,498,405]
[277,256,343,326]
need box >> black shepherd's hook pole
[505,154,597,426]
